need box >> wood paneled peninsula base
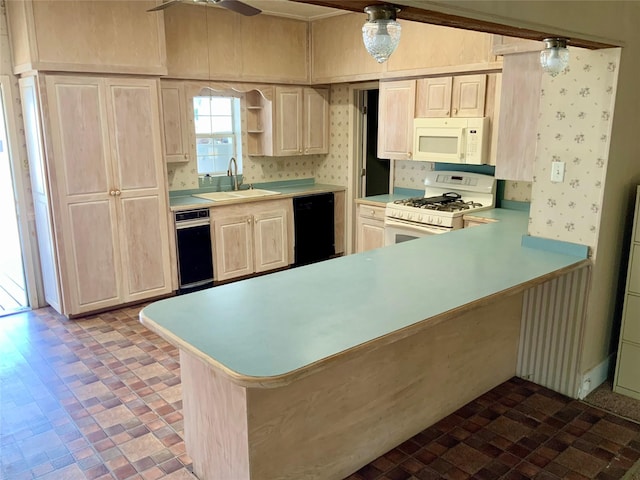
[141,208,588,479]
[142,292,522,479]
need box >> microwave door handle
[458,128,466,161]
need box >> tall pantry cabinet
[19,74,172,317]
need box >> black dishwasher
[293,193,335,266]
[175,209,214,294]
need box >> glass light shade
[540,38,570,76]
[362,5,401,64]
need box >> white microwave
[413,117,489,164]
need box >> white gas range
[385,171,497,245]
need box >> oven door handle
[384,218,450,234]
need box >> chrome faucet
[227,157,242,191]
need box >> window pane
[210,116,232,133]
[197,156,215,174]
[194,97,211,116]
[196,138,214,156]
[194,116,212,134]
[210,97,232,115]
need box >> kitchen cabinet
[415,75,487,118]
[247,86,329,157]
[495,52,542,181]
[164,4,308,83]
[160,81,191,163]
[378,80,416,160]
[356,204,386,253]
[212,199,294,282]
[463,215,497,228]
[6,0,166,75]
[614,186,640,400]
[19,74,172,316]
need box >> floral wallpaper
[315,84,350,186]
[394,160,433,190]
[504,181,532,202]
[529,47,620,257]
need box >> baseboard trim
[577,354,614,399]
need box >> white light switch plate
[551,161,565,183]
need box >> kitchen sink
[193,189,281,201]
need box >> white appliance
[413,117,489,164]
[385,170,496,245]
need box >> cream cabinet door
[303,87,329,154]
[415,77,452,118]
[44,76,122,314]
[451,74,487,117]
[356,205,386,253]
[213,213,254,281]
[253,208,289,273]
[495,52,542,181]
[274,86,303,156]
[160,81,190,163]
[378,80,416,160]
[105,79,172,303]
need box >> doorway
[0,83,28,316]
[359,89,390,197]
[362,89,390,196]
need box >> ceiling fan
[147,0,261,16]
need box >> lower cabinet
[356,204,386,253]
[212,199,294,282]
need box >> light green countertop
[141,208,588,385]
[169,182,345,211]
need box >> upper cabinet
[415,75,487,118]
[160,81,191,163]
[6,0,166,75]
[311,14,497,84]
[164,4,309,83]
[247,86,330,157]
[495,52,543,181]
[378,80,416,160]
[379,74,493,161]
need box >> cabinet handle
[184,153,188,159]
[247,218,251,224]
[115,190,121,196]
[371,209,375,216]
[446,110,450,116]
[453,108,457,115]
[109,190,116,196]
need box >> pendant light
[362,5,401,64]
[540,38,570,76]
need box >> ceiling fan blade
[216,0,261,16]
[147,0,183,12]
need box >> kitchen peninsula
[141,208,589,480]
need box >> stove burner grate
[393,197,483,211]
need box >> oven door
[384,218,451,246]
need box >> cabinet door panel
[67,201,120,309]
[356,214,385,253]
[622,294,640,344]
[629,245,640,294]
[452,75,486,117]
[304,88,329,154]
[617,343,640,394]
[254,209,288,273]
[49,80,111,196]
[275,87,303,156]
[161,83,190,163]
[495,53,542,181]
[378,80,416,160]
[214,214,254,281]
[107,80,159,190]
[119,196,171,299]
[415,77,452,118]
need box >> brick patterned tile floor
[1,306,639,479]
